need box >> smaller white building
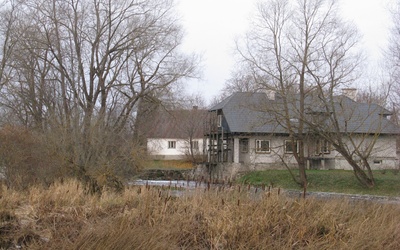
[144,107,207,161]
[147,138,204,160]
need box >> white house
[145,107,207,161]
[205,92,400,174]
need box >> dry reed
[1,179,399,249]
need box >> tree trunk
[341,151,375,188]
[297,149,308,188]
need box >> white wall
[246,136,298,165]
[235,134,398,170]
[147,138,204,160]
[333,135,398,170]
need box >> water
[131,179,400,204]
[130,179,211,189]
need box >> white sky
[177,0,395,103]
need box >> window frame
[373,159,382,165]
[255,139,271,153]
[217,114,222,127]
[320,140,330,154]
[168,140,176,149]
[316,139,330,154]
[240,138,249,153]
[190,140,199,150]
[284,140,299,154]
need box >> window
[285,140,299,154]
[240,138,249,153]
[316,139,330,154]
[190,140,199,150]
[373,159,382,165]
[168,141,176,149]
[217,115,222,127]
[320,140,330,154]
[256,140,270,153]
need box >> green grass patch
[239,169,400,197]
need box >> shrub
[0,125,64,189]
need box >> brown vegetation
[0,0,196,193]
[1,179,400,249]
[146,160,195,170]
[0,125,141,193]
[0,125,65,189]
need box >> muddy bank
[135,169,193,180]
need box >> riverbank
[132,178,400,205]
[240,169,400,197]
[1,179,400,249]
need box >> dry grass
[1,179,400,249]
[146,160,194,170]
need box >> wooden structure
[203,110,233,167]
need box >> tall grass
[1,179,400,249]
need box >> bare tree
[220,65,265,99]
[177,95,207,163]
[388,1,400,82]
[0,0,198,190]
[177,92,207,109]
[235,0,389,188]
[0,0,17,90]
[386,1,400,123]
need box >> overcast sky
[177,0,395,103]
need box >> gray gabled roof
[210,92,287,133]
[210,92,400,135]
[330,96,399,134]
[144,108,207,139]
